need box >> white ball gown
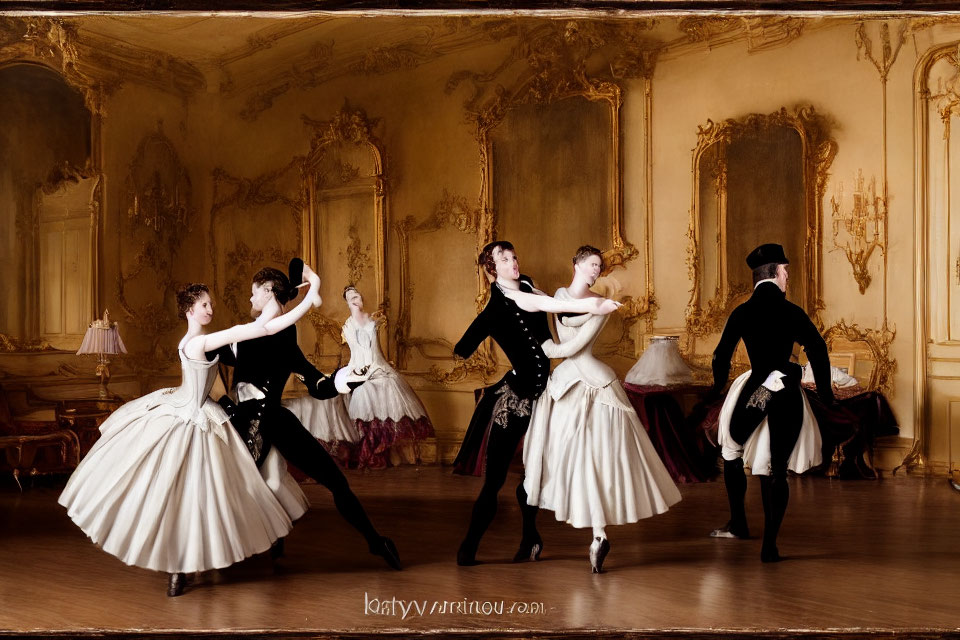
[523,289,682,529]
[282,392,360,467]
[342,315,434,468]
[58,349,305,574]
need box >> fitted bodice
[547,289,616,389]
[161,349,220,411]
[344,316,389,373]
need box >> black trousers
[725,374,803,554]
[460,382,540,555]
[260,405,381,548]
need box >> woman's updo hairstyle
[252,267,294,305]
[342,285,359,300]
[176,283,210,319]
[572,244,604,269]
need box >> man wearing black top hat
[709,243,835,562]
[208,259,401,571]
[452,241,619,566]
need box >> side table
[56,398,123,458]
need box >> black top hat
[288,258,304,290]
[746,243,789,270]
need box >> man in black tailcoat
[452,240,618,566]
[208,260,401,571]
[709,243,835,562]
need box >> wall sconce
[76,310,127,399]
[830,170,887,294]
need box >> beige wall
[4,13,960,470]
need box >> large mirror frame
[686,106,836,338]
[475,77,637,310]
[0,54,103,353]
[393,70,647,385]
[300,103,388,361]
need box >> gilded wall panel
[115,125,193,368]
[209,159,303,327]
[300,103,387,367]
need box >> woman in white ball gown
[341,285,434,468]
[58,266,323,597]
[523,245,682,573]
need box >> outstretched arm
[188,266,321,360]
[559,312,592,328]
[541,313,606,358]
[501,288,620,315]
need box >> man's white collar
[754,278,778,289]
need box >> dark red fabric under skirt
[354,415,435,469]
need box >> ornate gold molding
[823,319,897,396]
[0,333,56,353]
[394,190,496,380]
[300,102,387,320]
[856,21,908,84]
[115,124,193,360]
[830,170,887,295]
[677,16,741,43]
[219,241,290,324]
[743,17,805,53]
[1,17,205,114]
[426,350,498,386]
[686,106,837,338]
[472,21,639,308]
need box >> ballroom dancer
[208,261,401,571]
[709,243,834,562]
[340,285,434,468]
[523,245,681,573]
[59,268,323,597]
[453,240,620,566]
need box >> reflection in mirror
[301,105,386,368]
[492,97,612,296]
[725,128,805,305]
[0,64,92,347]
[687,107,835,339]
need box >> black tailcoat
[712,282,835,458]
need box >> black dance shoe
[589,537,611,574]
[167,572,186,597]
[457,540,482,566]
[761,545,784,563]
[370,536,402,570]
[270,538,285,560]
[709,520,750,539]
[512,534,543,563]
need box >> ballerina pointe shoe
[167,572,186,597]
[512,534,543,563]
[370,536,402,570]
[589,537,611,574]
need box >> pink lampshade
[76,310,127,356]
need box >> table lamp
[76,310,127,399]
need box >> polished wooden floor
[1,466,958,638]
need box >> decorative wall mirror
[300,104,387,367]
[686,106,836,338]
[478,87,636,301]
[0,62,96,352]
